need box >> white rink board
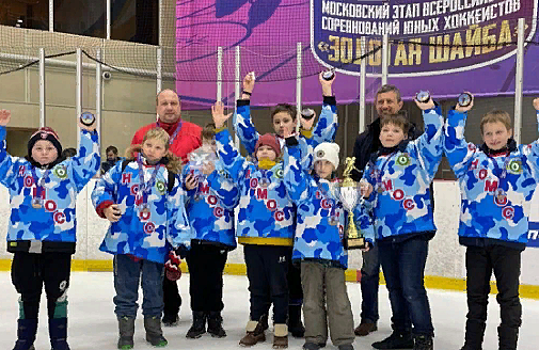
[0,179,538,285]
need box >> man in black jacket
[352,85,422,176]
[351,85,422,342]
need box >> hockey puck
[301,108,315,120]
[458,93,472,107]
[80,112,95,127]
[322,69,335,81]
[416,91,431,103]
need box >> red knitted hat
[255,133,281,158]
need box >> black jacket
[351,117,422,181]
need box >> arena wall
[1,180,538,298]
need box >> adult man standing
[100,145,124,174]
[351,85,421,345]
[132,89,202,163]
[131,89,202,326]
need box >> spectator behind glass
[101,145,124,174]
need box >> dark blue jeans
[378,236,434,336]
[360,244,379,324]
[113,254,164,318]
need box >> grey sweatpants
[301,261,355,346]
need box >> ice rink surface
[0,272,538,350]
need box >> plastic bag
[188,145,217,178]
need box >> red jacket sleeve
[96,200,114,218]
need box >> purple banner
[312,0,537,76]
[176,0,539,109]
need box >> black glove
[175,245,189,259]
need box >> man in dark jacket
[351,85,423,342]
[352,85,422,177]
[100,145,124,175]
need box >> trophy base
[343,236,366,251]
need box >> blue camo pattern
[0,126,100,244]
[362,107,444,239]
[182,159,238,249]
[92,161,191,263]
[215,129,295,243]
[444,110,539,245]
[284,144,374,268]
[233,100,338,168]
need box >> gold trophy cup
[331,157,366,250]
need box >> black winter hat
[28,127,63,159]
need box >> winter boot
[49,318,70,350]
[372,329,414,350]
[162,313,179,327]
[144,316,168,347]
[207,311,226,338]
[239,316,267,347]
[460,320,486,350]
[337,345,354,350]
[12,319,37,350]
[302,342,321,350]
[354,321,378,336]
[273,324,288,349]
[186,311,207,339]
[288,305,305,338]
[117,317,135,349]
[498,326,519,350]
[260,314,269,331]
[413,335,433,350]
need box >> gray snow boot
[144,316,168,347]
[117,317,135,349]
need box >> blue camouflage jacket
[215,128,295,246]
[284,143,374,269]
[233,97,338,168]
[0,127,100,254]
[444,110,539,250]
[182,158,239,249]
[362,106,444,241]
[92,159,191,264]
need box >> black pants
[244,244,290,324]
[11,252,72,320]
[287,248,303,307]
[163,275,182,318]
[465,245,522,331]
[186,243,228,312]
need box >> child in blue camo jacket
[236,71,339,340]
[234,72,338,170]
[92,127,191,349]
[283,135,374,350]
[361,98,444,350]
[212,101,294,349]
[0,109,100,350]
[180,123,240,339]
[444,96,539,350]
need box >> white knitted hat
[313,142,340,169]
